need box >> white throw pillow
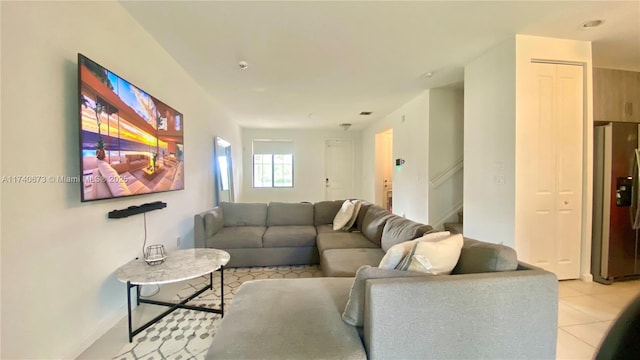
[396,233,464,275]
[333,200,356,230]
[343,200,361,230]
[378,231,450,269]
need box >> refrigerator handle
[632,149,640,229]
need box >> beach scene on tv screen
[79,55,184,201]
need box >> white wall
[465,34,593,280]
[514,34,593,280]
[428,88,464,227]
[362,91,430,223]
[0,2,241,358]
[240,128,361,203]
[464,39,517,246]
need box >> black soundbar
[108,201,167,219]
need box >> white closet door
[554,64,584,279]
[523,62,583,280]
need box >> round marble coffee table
[115,248,230,342]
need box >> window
[252,140,294,188]
[175,114,181,131]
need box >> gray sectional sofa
[195,201,559,359]
[194,200,432,272]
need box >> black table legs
[125,266,225,342]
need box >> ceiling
[121,1,640,130]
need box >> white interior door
[522,62,583,280]
[325,139,354,200]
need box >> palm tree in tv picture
[86,98,120,162]
[80,96,106,160]
[93,99,108,160]
[80,57,116,162]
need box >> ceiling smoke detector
[581,19,605,29]
[238,60,248,70]
[339,123,352,131]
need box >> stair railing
[429,157,464,230]
[429,158,463,189]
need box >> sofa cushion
[380,216,433,252]
[267,202,314,226]
[316,232,379,254]
[452,237,519,274]
[263,226,317,247]
[361,205,394,246]
[354,202,372,231]
[316,224,339,234]
[204,208,224,237]
[91,169,111,199]
[321,248,385,277]
[314,200,344,225]
[379,231,451,269]
[342,265,427,327]
[395,233,463,275]
[98,161,132,197]
[111,162,129,174]
[209,226,266,249]
[221,202,267,227]
[207,278,366,360]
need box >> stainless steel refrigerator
[592,122,640,284]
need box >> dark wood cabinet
[593,68,640,122]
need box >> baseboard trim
[65,305,127,359]
[580,273,594,283]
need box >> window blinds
[252,140,294,155]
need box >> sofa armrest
[194,207,223,248]
[363,267,558,360]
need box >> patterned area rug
[113,265,322,359]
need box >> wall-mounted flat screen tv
[78,53,184,202]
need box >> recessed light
[424,72,434,78]
[360,111,372,116]
[581,19,605,29]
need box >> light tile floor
[556,279,640,359]
[79,278,640,359]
